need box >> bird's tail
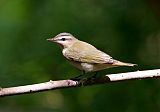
[113,60,137,67]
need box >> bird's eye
[61,38,66,41]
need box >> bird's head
[47,32,78,48]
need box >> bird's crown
[55,32,73,37]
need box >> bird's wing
[64,41,114,64]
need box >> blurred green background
[0,0,160,112]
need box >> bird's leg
[79,72,98,86]
[70,70,85,81]
[82,70,85,75]
[78,70,88,86]
[93,71,98,78]
[76,70,85,78]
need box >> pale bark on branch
[0,69,160,97]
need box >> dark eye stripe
[61,38,65,41]
[58,37,72,41]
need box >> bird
[47,32,136,74]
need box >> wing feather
[63,41,114,64]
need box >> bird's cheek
[55,41,62,45]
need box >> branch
[0,69,160,97]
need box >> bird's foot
[79,78,88,86]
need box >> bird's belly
[81,63,94,72]
[67,60,93,72]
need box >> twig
[0,69,160,97]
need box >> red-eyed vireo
[47,33,136,74]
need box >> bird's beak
[47,38,55,42]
